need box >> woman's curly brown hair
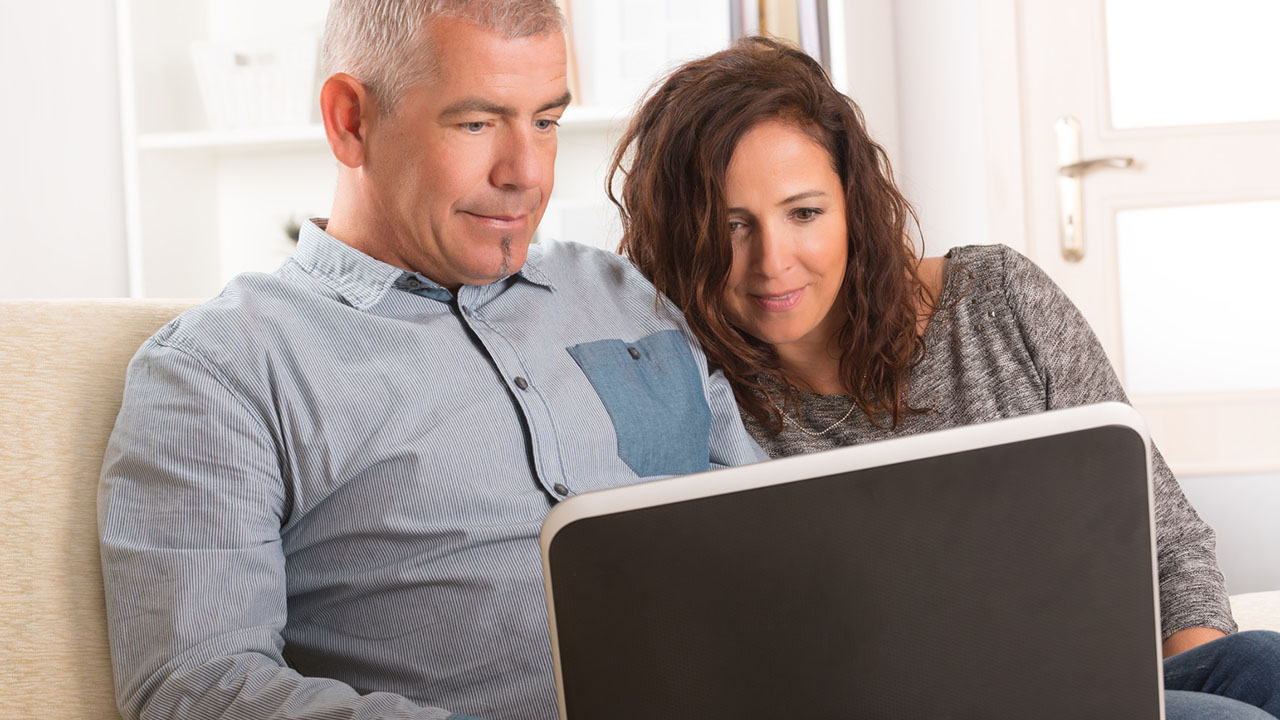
[609,36,931,432]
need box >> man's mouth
[461,211,529,231]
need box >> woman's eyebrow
[727,190,828,214]
[779,190,827,205]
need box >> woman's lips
[751,287,804,312]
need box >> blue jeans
[1164,630,1280,719]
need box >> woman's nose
[752,224,795,278]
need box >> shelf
[560,104,632,131]
[136,105,632,153]
[137,125,327,151]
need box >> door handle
[1059,156,1134,177]
[1055,116,1136,261]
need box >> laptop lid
[541,402,1164,719]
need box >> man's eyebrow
[439,98,517,118]
[539,91,573,114]
[439,91,573,119]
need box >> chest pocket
[567,329,712,477]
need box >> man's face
[361,16,568,291]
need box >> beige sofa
[0,300,195,719]
[1,299,1275,720]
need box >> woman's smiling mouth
[751,287,805,312]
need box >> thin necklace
[765,389,857,437]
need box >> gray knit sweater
[743,244,1236,639]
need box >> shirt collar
[293,219,556,310]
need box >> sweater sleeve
[995,245,1236,639]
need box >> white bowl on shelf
[190,36,319,131]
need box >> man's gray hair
[322,0,565,114]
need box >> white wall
[0,0,129,298]
[832,0,902,170]
[1181,474,1280,595]
[891,0,991,257]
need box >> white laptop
[541,402,1165,719]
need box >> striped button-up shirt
[99,221,765,720]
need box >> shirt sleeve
[706,365,770,468]
[98,336,463,720]
[996,245,1236,639]
[653,290,768,469]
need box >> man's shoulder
[523,239,695,344]
[146,270,321,365]
[526,239,651,291]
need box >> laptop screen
[544,410,1162,719]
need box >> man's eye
[535,118,560,131]
[461,122,487,133]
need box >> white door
[1016,0,1280,474]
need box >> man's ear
[320,73,375,169]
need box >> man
[98,2,762,719]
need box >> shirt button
[628,347,641,359]
[405,278,421,288]
[553,483,570,496]
[514,376,529,390]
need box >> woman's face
[721,120,849,354]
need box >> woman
[611,36,1279,718]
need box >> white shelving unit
[118,0,331,298]
[116,1,874,299]
[116,0,662,298]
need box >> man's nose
[492,126,545,191]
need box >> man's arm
[704,366,769,468]
[652,277,767,470]
[99,338,461,720]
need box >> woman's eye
[794,207,821,221]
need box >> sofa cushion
[1230,590,1280,633]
